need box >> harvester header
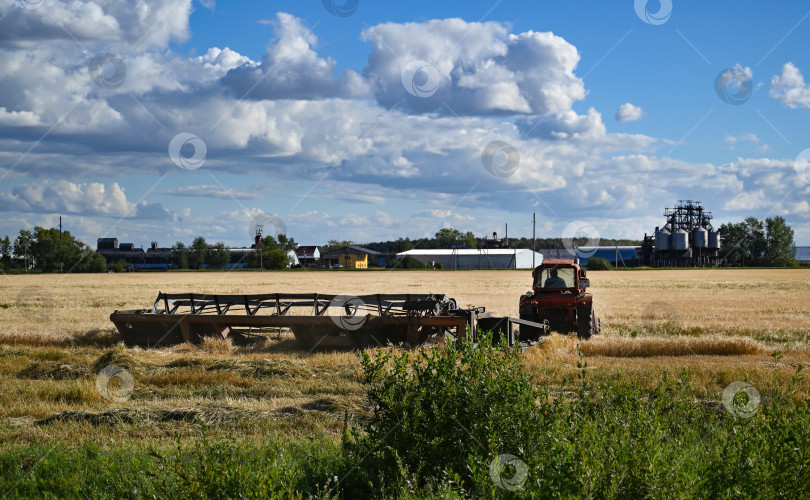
[110,291,550,349]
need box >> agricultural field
[1,269,809,497]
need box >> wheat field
[1,268,808,447]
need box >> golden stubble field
[1,268,809,447]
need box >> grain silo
[642,201,722,267]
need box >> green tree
[0,235,11,267]
[26,226,105,273]
[276,233,297,253]
[14,229,33,271]
[394,237,414,253]
[320,239,355,254]
[743,217,767,266]
[721,217,794,267]
[248,236,290,270]
[208,242,231,269]
[763,216,796,267]
[262,249,288,269]
[77,250,107,273]
[433,227,477,248]
[190,236,207,269]
[31,227,59,272]
[172,242,189,269]
[719,222,746,266]
[719,218,765,266]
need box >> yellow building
[341,253,367,269]
[323,246,379,269]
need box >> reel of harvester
[110,292,548,349]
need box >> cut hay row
[581,335,767,358]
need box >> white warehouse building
[396,249,544,270]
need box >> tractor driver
[544,268,568,288]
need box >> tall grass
[0,433,342,499]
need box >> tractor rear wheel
[576,306,595,340]
[519,297,542,341]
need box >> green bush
[391,256,425,269]
[341,333,539,496]
[585,256,613,270]
[338,343,810,498]
[106,259,127,273]
[261,249,288,270]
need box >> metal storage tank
[656,228,671,251]
[672,229,689,251]
[692,227,708,248]
[708,230,721,249]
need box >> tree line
[168,234,297,270]
[0,227,299,273]
[0,227,107,273]
[330,227,641,256]
[719,216,797,267]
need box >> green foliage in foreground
[1,338,809,498]
[1,434,342,499]
[344,335,810,498]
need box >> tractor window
[536,267,575,289]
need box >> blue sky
[1,0,809,248]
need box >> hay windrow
[581,335,767,358]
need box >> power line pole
[59,216,63,273]
[532,212,536,268]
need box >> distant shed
[396,249,543,269]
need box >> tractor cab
[531,259,589,293]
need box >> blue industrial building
[536,247,640,266]
[95,238,259,270]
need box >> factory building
[639,200,722,267]
[96,240,174,270]
[95,238,297,270]
[396,249,544,269]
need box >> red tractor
[518,258,601,340]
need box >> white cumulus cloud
[362,19,585,116]
[0,180,171,219]
[221,12,369,100]
[770,62,810,109]
[615,103,643,122]
[0,0,192,48]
